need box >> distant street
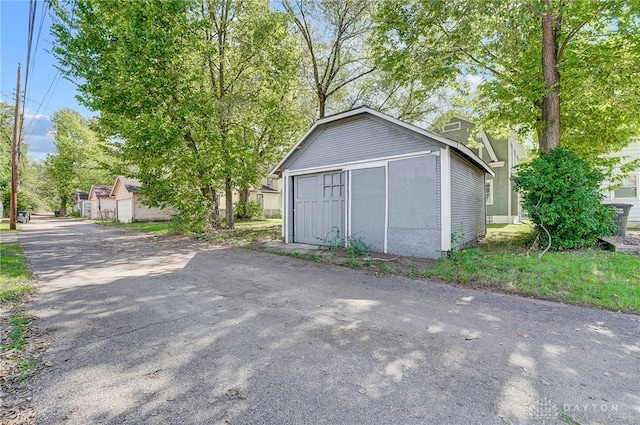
[18,216,640,425]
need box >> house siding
[133,200,173,221]
[605,142,640,224]
[285,116,437,171]
[450,151,486,246]
[439,117,524,223]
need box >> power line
[22,0,38,120]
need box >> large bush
[234,199,264,221]
[513,147,617,250]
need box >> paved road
[18,217,640,424]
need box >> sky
[1,0,92,162]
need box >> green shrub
[235,200,264,220]
[316,227,370,257]
[513,147,617,250]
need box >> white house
[604,142,640,227]
[110,176,173,223]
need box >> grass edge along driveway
[94,220,640,313]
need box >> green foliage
[51,0,306,230]
[234,199,263,221]
[3,313,32,351]
[372,0,640,158]
[316,227,370,257]
[0,243,35,302]
[513,147,617,250]
[44,108,113,214]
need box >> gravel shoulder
[8,217,640,424]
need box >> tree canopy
[51,0,305,229]
[372,0,640,160]
[44,108,112,214]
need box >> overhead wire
[23,0,76,144]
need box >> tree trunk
[318,92,326,118]
[540,0,561,152]
[225,177,234,229]
[239,187,249,205]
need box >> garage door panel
[294,173,344,245]
[117,199,133,224]
[351,167,385,252]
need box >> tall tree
[283,0,376,118]
[373,0,640,159]
[44,108,112,215]
[51,0,304,229]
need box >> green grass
[1,242,37,375]
[234,218,282,227]
[423,224,640,312]
[3,312,33,351]
[98,219,283,242]
[0,222,10,231]
[98,220,175,235]
[0,243,35,302]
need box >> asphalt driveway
[17,216,640,424]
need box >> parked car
[17,211,30,223]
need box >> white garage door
[294,172,345,245]
[117,199,133,223]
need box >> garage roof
[272,106,493,176]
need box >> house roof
[76,190,89,200]
[110,176,141,197]
[272,106,494,176]
[259,184,279,193]
[89,185,113,199]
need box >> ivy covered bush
[513,147,617,250]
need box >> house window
[323,172,344,198]
[485,180,494,205]
[256,194,264,207]
[613,174,638,199]
[442,121,461,133]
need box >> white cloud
[21,110,55,161]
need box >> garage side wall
[450,152,486,247]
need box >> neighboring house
[89,184,116,221]
[217,178,282,219]
[73,190,91,217]
[272,106,494,259]
[110,176,173,223]
[249,178,281,218]
[603,141,640,226]
[436,117,527,224]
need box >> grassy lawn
[97,220,176,235]
[423,223,640,312]
[0,243,35,302]
[98,219,282,244]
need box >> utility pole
[10,64,22,231]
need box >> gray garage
[272,107,493,258]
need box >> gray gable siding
[440,118,476,147]
[284,116,438,171]
[450,151,486,246]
